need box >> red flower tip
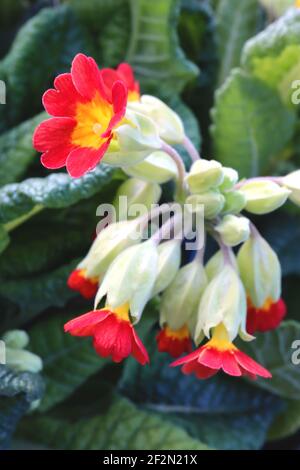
[170,324,271,380]
[33,53,128,178]
[101,62,140,103]
[64,304,149,365]
[247,297,287,335]
[67,269,99,299]
[156,324,192,358]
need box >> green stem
[4,205,44,233]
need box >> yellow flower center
[128,90,140,102]
[71,92,127,149]
[107,303,130,322]
[165,324,189,340]
[248,296,274,312]
[206,324,237,352]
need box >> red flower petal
[156,328,192,358]
[67,269,98,299]
[71,53,105,101]
[198,346,223,370]
[64,309,110,337]
[170,348,201,367]
[221,351,242,376]
[66,138,111,178]
[117,63,136,89]
[131,328,150,365]
[234,350,272,379]
[40,145,74,169]
[100,68,120,102]
[42,73,84,117]
[33,117,75,152]
[247,298,287,334]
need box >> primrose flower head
[237,231,286,333]
[94,240,158,323]
[33,54,159,178]
[171,323,271,380]
[64,305,149,364]
[68,219,143,298]
[194,264,253,345]
[160,259,208,333]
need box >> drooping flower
[64,304,149,364]
[246,297,287,334]
[156,324,192,358]
[33,53,128,178]
[171,324,271,380]
[101,63,140,102]
[67,269,99,300]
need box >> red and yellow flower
[171,324,271,380]
[246,297,286,334]
[156,324,192,358]
[67,269,99,300]
[64,303,149,364]
[33,53,128,178]
[101,63,140,102]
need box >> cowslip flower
[67,219,143,299]
[101,63,140,102]
[238,232,286,333]
[64,304,149,364]
[67,269,99,300]
[171,324,271,379]
[33,53,128,177]
[246,297,287,335]
[156,324,192,358]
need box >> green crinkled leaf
[0,164,118,225]
[18,396,209,450]
[216,0,262,86]
[211,69,296,178]
[242,9,300,105]
[0,259,78,330]
[120,323,283,450]
[27,312,109,412]
[126,0,199,95]
[0,113,45,187]
[268,399,300,441]
[0,365,44,449]
[0,5,93,131]
[241,321,300,400]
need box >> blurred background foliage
[0,0,300,450]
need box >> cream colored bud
[205,250,238,282]
[186,191,225,219]
[114,178,161,220]
[186,159,224,193]
[151,240,181,297]
[123,151,178,184]
[2,330,29,350]
[222,190,247,215]
[283,170,300,206]
[215,215,250,247]
[219,167,239,191]
[240,180,290,214]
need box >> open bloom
[33,53,128,178]
[247,297,286,334]
[156,324,192,358]
[64,304,149,364]
[171,324,271,380]
[101,63,140,102]
[67,269,99,300]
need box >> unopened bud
[152,240,181,297]
[222,190,247,215]
[283,170,300,206]
[240,180,290,214]
[114,178,161,220]
[219,168,238,191]
[123,151,178,184]
[6,348,43,374]
[2,330,29,350]
[186,191,225,219]
[186,159,224,193]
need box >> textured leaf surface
[0,365,44,449]
[211,69,296,177]
[28,312,109,412]
[0,6,92,130]
[241,321,300,400]
[268,399,300,441]
[120,324,283,450]
[18,396,209,450]
[216,0,261,85]
[242,9,300,105]
[126,0,198,94]
[0,164,117,224]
